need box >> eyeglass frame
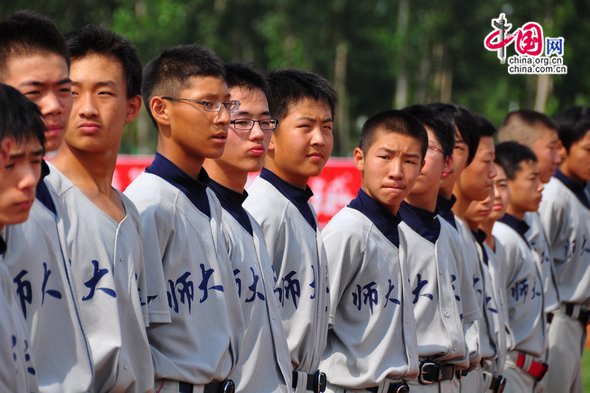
[230,118,278,133]
[161,96,240,113]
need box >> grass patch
[584,348,590,392]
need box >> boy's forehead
[2,51,68,86]
[286,98,332,119]
[180,75,229,96]
[6,136,42,153]
[371,128,422,152]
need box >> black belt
[563,303,590,326]
[178,380,235,393]
[292,370,327,393]
[418,361,460,384]
[367,381,409,393]
[488,374,507,393]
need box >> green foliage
[1,0,586,155]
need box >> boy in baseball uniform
[46,25,154,392]
[320,109,424,393]
[203,62,292,392]
[493,142,548,392]
[125,44,243,393]
[0,83,46,393]
[243,69,334,393]
[0,12,94,391]
[538,107,590,393]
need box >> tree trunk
[334,41,350,156]
[394,0,410,108]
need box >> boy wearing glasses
[243,69,335,393]
[203,63,292,392]
[125,45,243,393]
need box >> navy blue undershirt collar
[209,179,253,235]
[436,194,457,229]
[259,168,316,231]
[554,169,590,209]
[471,229,489,265]
[0,235,6,255]
[498,213,530,247]
[398,201,441,244]
[145,153,211,218]
[36,160,57,215]
[348,188,400,247]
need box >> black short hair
[142,44,226,118]
[359,109,428,160]
[428,103,479,164]
[0,83,45,149]
[494,141,538,180]
[267,69,337,121]
[499,109,557,145]
[0,11,69,79]
[553,106,590,152]
[66,25,141,98]
[403,104,454,158]
[473,113,497,138]
[224,62,270,98]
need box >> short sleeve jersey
[244,172,329,373]
[124,155,243,385]
[320,190,419,389]
[47,164,154,392]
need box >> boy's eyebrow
[236,110,271,117]
[295,116,334,122]
[72,80,117,87]
[8,147,44,159]
[20,78,72,87]
[32,148,44,156]
[378,147,421,158]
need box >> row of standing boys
[0,10,589,393]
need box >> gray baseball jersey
[47,164,154,392]
[124,168,243,384]
[524,212,560,313]
[0,261,39,393]
[398,208,469,368]
[538,176,590,304]
[320,197,419,389]
[2,185,93,392]
[492,218,547,359]
[455,219,500,368]
[244,176,330,373]
[211,183,292,392]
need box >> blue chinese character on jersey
[450,274,461,301]
[412,274,433,304]
[198,263,224,303]
[383,279,400,308]
[11,336,35,376]
[309,265,316,300]
[168,271,195,313]
[485,296,498,313]
[473,276,483,295]
[275,270,301,309]
[82,260,116,301]
[13,270,32,318]
[511,278,529,302]
[580,234,590,256]
[41,262,62,304]
[233,268,242,298]
[352,281,378,313]
[245,267,265,303]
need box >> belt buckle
[418,362,438,385]
[394,382,409,393]
[221,379,235,393]
[313,370,326,393]
[496,376,507,393]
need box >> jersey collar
[436,194,457,229]
[498,212,530,247]
[348,188,400,247]
[259,168,317,231]
[146,152,211,218]
[471,229,489,265]
[398,201,441,244]
[554,169,590,209]
[209,179,253,235]
[36,160,57,215]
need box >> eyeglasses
[427,144,444,155]
[161,96,240,113]
[230,118,278,132]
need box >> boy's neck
[559,162,585,185]
[404,190,437,212]
[505,205,526,221]
[157,139,204,179]
[451,190,471,220]
[52,143,117,195]
[264,161,308,190]
[203,160,247,193]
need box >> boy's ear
[125,95,143,123]
[558,143,567,161]
[149,96,171,127]
[353,147,365,171]
[0,138,10,166]
[442,155,453,178]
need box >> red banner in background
[114,155,362,227]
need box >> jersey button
[444,310,450,318]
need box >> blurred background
[1,0,587,156]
